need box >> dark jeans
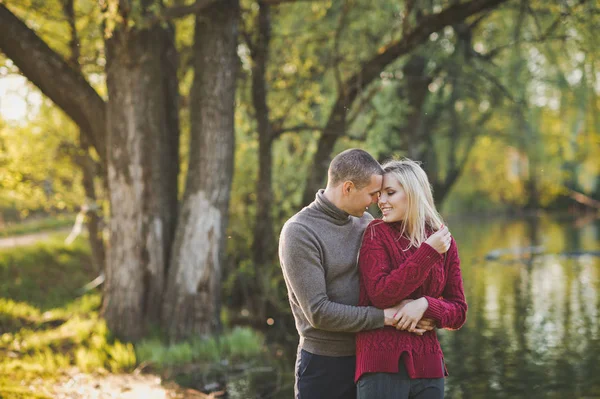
[357,358,444,399]
[295,348,356,399]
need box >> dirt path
[35,369,219,399]
[0,228,70,249]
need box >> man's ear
[342,181,354,195]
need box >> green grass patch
[0,214,75,237]
[0,236,95,310]
[0,238,136,399]
[135,327,272,394]
[136,327,265,368]
[0,228,278,398]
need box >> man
[279,149,427,399]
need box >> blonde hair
[382,159,444,249]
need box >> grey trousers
[356,359,444,399]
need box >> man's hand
[394,297,429,332]
[383,307,399,327]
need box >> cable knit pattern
[355,220,467,382]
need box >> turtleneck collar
[311,189,350,223]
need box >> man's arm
[279,222,393,332]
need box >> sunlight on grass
[136,327,265,368]
[0,386,53,399]
[0,238,136,399]
[0,226,274,398]
[0,236,94,310]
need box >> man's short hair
[328,149,384,189]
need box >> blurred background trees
[0,0,598,342]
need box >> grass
[0,232,278,398]
[136,326,265,367]
[0,235,96,310]
[0,237,135,399]
[135,327,271,393]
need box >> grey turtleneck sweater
[278,190,384,356]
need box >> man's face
[346,174,383,217]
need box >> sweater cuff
[410,243,442,269]
[423,296,445,325]
[367,307,385,329]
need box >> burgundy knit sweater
[355,220,467,382]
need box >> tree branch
[346,83,381,127]
[151,0,322,25]
[333,0,350,94]
[484,9,567,61]
[402,0,416,36]
[302,0,510,205]
[471,63,518,102]
[262,0,328,4]
[147,0,218,25]
[348,112,377,142]
[0,4,106,162]
[342,0,509,107]
[468,9,492,30]
[272,124,322,138]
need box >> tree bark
[103,24,180,340]
[79,134,106,273]
[0,4,106,162]
[162,0,239,341]
[250,2,274,321]
[301,0,509,205]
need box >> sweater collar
[311,189,350,223]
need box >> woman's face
[378,173,408,222]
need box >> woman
[356,159,467,399]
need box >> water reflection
[229,215,600,398]
[440,215,600,399]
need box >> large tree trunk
[103,24,180,340]
[162,0,239,341]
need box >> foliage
[0,0,598,330]
[136,326,264,368]
[0,100,86,217]
[0,237,135,398]
[2,0,596,217]
[222,0,600,314]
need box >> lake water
[227,214,600,398]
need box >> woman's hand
[425,225,451,254]
[394,297,429,332]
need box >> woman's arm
[359,224,442,309]
[422,239,468,329]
